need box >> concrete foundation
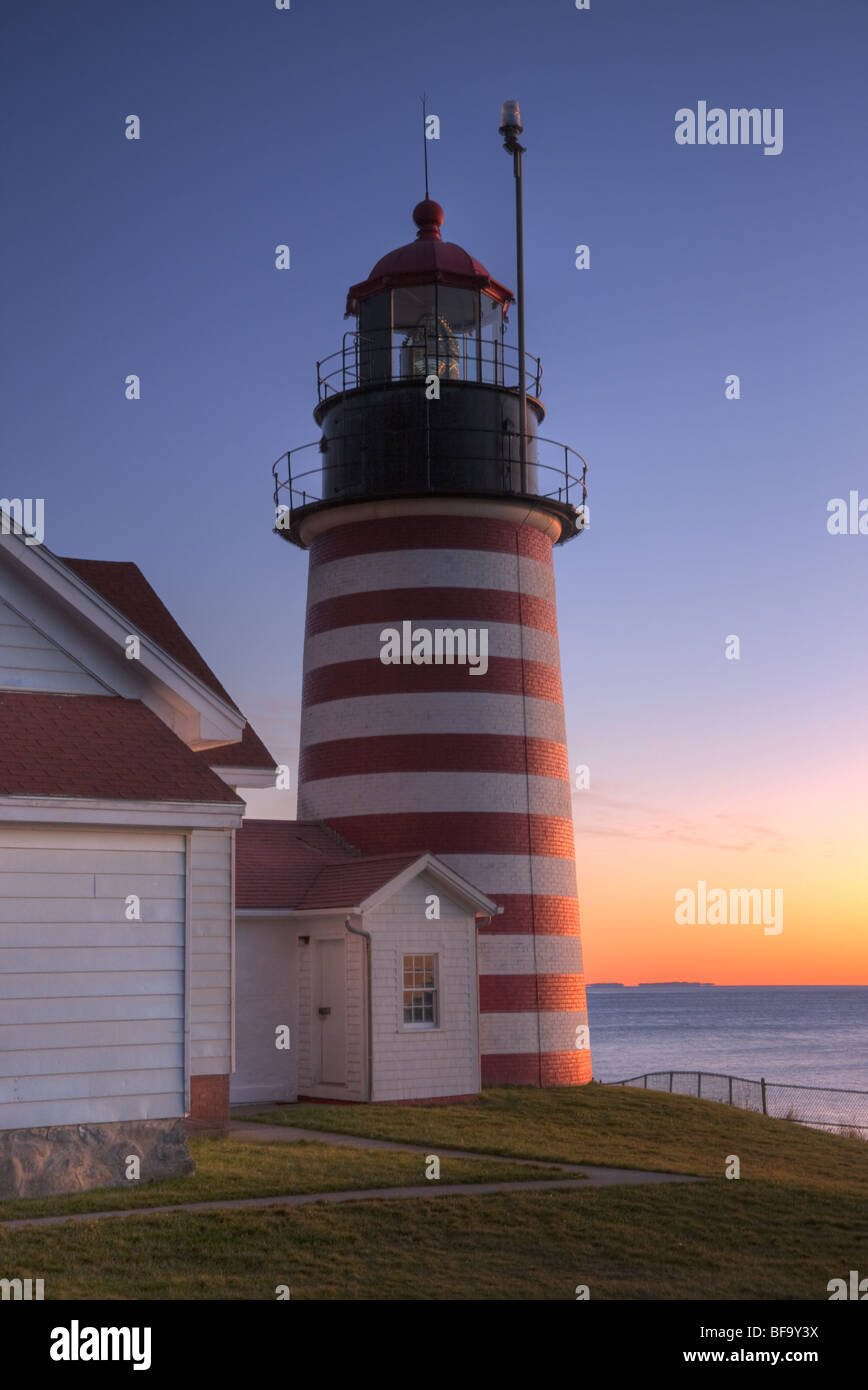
[0,1118,194,1200]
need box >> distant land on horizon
[587,981,717,989]
[586,982,861,989]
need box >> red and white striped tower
[275,198,591,1086]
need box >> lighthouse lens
[403,313,460,379]
[392,286,482,383]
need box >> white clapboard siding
[0,947,184,972]
[6,1096,183,1129]
[0,995,182,1025]
[0,898,183,924]
[0,826,186,1128]
[0,602,107,694]
[0,1044,182,1077]
[189,828,232,1076]
[231,917,296,1104]
[0,1068,181,1102]
[0,921,184,948]
[1,970,181,999]
[0,1018,183,1049]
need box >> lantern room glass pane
[357,291,391,384]
[436,286,478,335]
[480,293,505,385]
[437,286,480,381]
[394,286,463,381]
[392,286,435,332]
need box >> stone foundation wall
[0,1118,194,1200]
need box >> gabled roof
[235,818,498,915]
[59,556,275,768]
[0,692,242,803]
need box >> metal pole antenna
[500,102,528,494]
[421,94,430,198]
[513,143,527,494]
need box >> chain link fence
[606,1070,868,1135]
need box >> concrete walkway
[230,1120,703,1188]
[1,1120,704,1230]
[231,1120,587,1168]
[3,1169,702,1230]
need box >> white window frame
[401,952,440,1030]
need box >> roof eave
[345,274,514,318]
[208,765,277,789]
[0,529,246,745]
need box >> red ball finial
[412,199,444,240]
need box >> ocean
[586,986,868,1093]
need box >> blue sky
[2,0,866,978]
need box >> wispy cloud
[573,791,791,853]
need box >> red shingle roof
[298,853,424,910]
[0,692,242,803]
[235,819,357,908]
[59,556,275,768]
[235,819,425,910]
[60,558,238,707]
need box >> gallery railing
[316,330,543,401]
[272,424,588,522]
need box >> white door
[316,939,346,1085]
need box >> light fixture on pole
[499,99,527,494]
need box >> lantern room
[272,199,588,547]
[344,199,515,390]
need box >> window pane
[393,288,435,333]
[402,955,438,1025]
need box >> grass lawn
[0,1136,562,1222]
[244,1082,868,1190]
[0,1179,857,1300]
[0,1086,864,1299]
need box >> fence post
[728,1076,733,1105]
[697,1073,702,1098]
[644,1074,648,1088]
[761,1077,767,1115]
[669,1072,673,1093]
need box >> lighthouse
[273,182,591,1088]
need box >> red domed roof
[345,201,514,317]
